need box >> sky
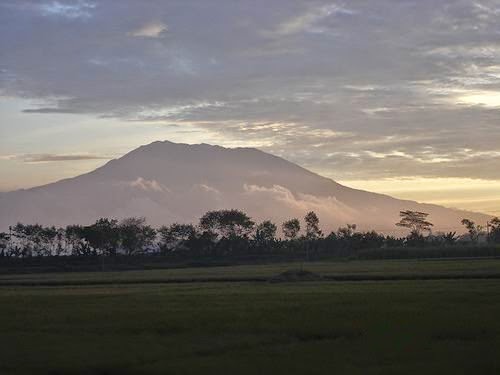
[1,0,499,216]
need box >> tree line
[0,210,499,258]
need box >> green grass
[2,258,500,285]
[2,259,500,373]
[1,278,500,374]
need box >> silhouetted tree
[40,226,59,256]
[441,231,458,246]
[158,223,196,253]
[304,211,322,240]
[488,217,500,244]
[199,209,254,239]
[119,217,156,255]
[199,209,255,255]
[0,232,9,257]
[385,235,405,248]
[2,207,498,261]
[189,229,218,256]
[360,230,385,249]
[254,220,277,247]
[396,211,433,236]
[461,219,483,243]
[337,224,362,251]
[10,223,50,257]
[282,218,301,240]
[337,224,357,239]
[65,225,95,256]
[405,230,425,247]
[82,218,120,256]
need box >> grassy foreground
[1,278,500,374]
[2,258,500,285]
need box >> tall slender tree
[304,211,322,239]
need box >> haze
[1,0,499,216]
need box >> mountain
[0,140,490,233]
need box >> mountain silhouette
[0,140,490,233]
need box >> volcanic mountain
[0,140,490,233]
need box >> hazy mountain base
[0,141,490,232]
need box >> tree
[119,217,156,255]
[9,223,49,257]
[65,225,95,256]
[199,210,255,255]
[254,220,277,246]
[39,226,59,256]
[360,230,384,249]
[442,231,458,246]
[396,210,433,235]
[385,235,405,248]
[81,218,120,256]
[0,232,9,257]
[488,217,500,244]
[336,224,362,250]
[158,223,196,253]
[199,209,254,239]
[405,230,425,247]
[461,219,483,243]
[304,211,322,239]
[337,224,357,239]
[282,218,300,240]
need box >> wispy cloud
[272,3,354,36]
[39,1,96,19]
[129,21,168,38]
[22,107,82,114]
[1,153,111,163]
[2,0,500,186]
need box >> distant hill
[0,140,490,233]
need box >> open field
[1,279,500,374]
[2,259,500,374]
[2,258,500,286]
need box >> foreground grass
[1,279,500,374]
[2,258,500,285]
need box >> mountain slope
[0,140,490,233]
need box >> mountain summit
[0,141,490,232]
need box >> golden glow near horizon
[340,177,500,217]
[458,91,500,108]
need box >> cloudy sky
[1,0,500,216]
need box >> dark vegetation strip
[2,246,500,275]
[3,272,500,287]
[1,210,499,269]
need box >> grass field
[1,259,500,374]
[2,258,500,285]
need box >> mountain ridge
[0,140,491,233]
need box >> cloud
[456,91,500,108]
[128,177,168,192]
[1,0,500,184]
[129,21,168,38]
[22,107,82,114]
[272,3,354,36]
[194,184,221,195]
[1,153,111,163]
[242,184,358,229]
[0,155,17,161]
[39,1,96,19]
